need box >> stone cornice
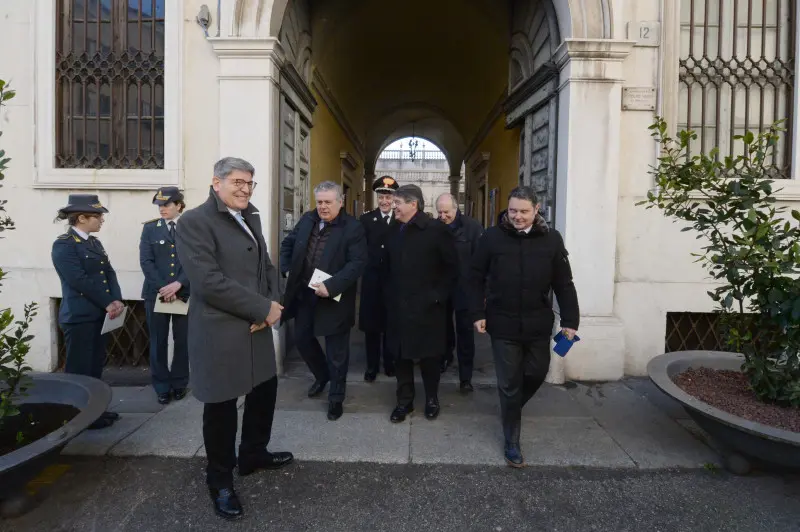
[312,69,366,159]
[340,151,359,170]
[281,62,318,118]
[554,38,636,68]
[208,37,285,60]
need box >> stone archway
[261,0,614,41]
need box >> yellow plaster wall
[309,84,363,209]
[471,114,521,222]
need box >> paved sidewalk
[63,375,720,469]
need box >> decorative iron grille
[55,299,151,368]
[665,312,727,352]
[55,0,166,169]
[679,0,796,177]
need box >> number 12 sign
[628,21,661,47]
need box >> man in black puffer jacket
[469,186,579,468]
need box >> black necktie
[169,221,176,240]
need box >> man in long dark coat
[384,185,458,422]
[359,175,399,381]
[280,180,367,421]
[435,192,484,390]
[177,157,293,520]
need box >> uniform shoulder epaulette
[56,233,70,240]
[142,218,160,224]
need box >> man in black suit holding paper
[280,181,367,421]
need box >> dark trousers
[395,357,440,406]
[61,320,107,379]
[203,376,277,488]
[490,337,551,447]
[445,302,476,382]
[145,299,190,394]
[365,331,394,373]
[294,297,350,403]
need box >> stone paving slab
[110,395,204,458]
[409,414,635,468]
[622,378,689,420]
[62,413,154,456]
[569,382,721,468]
[108,386,165,414]
[265,410,411,464]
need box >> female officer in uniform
[139,186,190,405]
[51,194,124,429]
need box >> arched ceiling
[308,0,511,168]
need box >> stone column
[210,37,287,374]
[551,38,635,382]
[448,175,461,196]
[364,172,376,211]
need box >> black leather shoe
[364,370,377,382]
[238,451,295,476]
[88,416,115,430]
[327,402,343,421]
[504,444,525,468]
[390,404,414,423]
[385,367,396,378]
[172,388,188,400]
[101,411,120,421]
[307,379,329,398]
[460,381,474,393]
[209,486,243,520]
[157,393,171,405]
[424,398,440,420]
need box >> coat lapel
[319,219,345,273]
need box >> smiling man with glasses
[175,157,292,520]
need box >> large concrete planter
[647,350,800,475]
[0,372,111,515]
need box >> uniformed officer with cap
[358,175,399,381]
[139,186,190,404]
[52,194,123,430]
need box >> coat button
[170,263,174,267]
[106,289,110,293]
[381,244,384,248]
[100,271,104,274]
[103,280,107,284]
[170,273,175,276]
[171,245,175,248]
[101,261,105,264]
[171,254,175,258]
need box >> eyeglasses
[228,178,257,191]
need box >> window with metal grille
[55,299,151,368]
[679,1,796,177]
[55,0,166,169]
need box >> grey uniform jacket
[176,187,279,403]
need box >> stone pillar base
[561,316,626,382]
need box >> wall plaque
[622,87,657,111]
[628,21,661,47]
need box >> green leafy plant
[0,79,38,433]
[639,117,800,407]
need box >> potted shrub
[0,79,111,517]
[640,117,800,474]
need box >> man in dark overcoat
[384,185,458,423]
[470,186,579,468]
[176,157,293,521]
[280,180,367,421]
[358,175,399,381]
[139,186,190,405]
[435,192,484,390]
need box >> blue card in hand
[553,331,580,357]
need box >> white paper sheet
[308,268,341,302]
[154,297,189,315]
[101,306,128,335]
